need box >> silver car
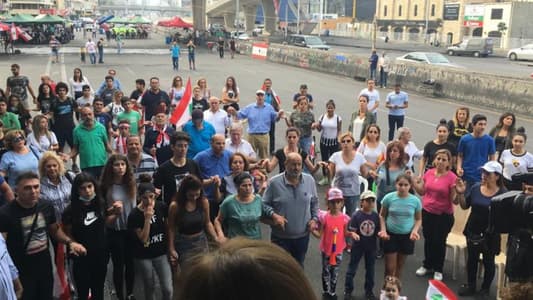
[395,52,463,68]
[507,44,533,61]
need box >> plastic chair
[495,234,508,300]
[446,206,470,280]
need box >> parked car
[446,38,494,57]
[507,44,533,61]
[237,33,250,40]
[287,34,330,50]
[395,52,463,68]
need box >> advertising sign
[443,4,460,20]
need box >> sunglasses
[341,139,352,144]
[13,136,25,143]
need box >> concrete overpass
[205,0,276,34]
[97,5,191,18]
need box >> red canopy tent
[157,17,192,28]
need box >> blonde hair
[175,238,318,300]
[38,151,66,178]
[338,132,354,144]
[5,130,26,151]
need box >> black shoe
[126,295,136,300]
[376,249,384,259]
[458,284,476,296]
[365,292,377,300]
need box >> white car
[237,33,250,40]
[507,44,533,61]
[395,52,463,68]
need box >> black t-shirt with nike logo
[127,201,168,259]
[62,201,107,255]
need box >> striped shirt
[40,176,72,222]
[132,153,158,181]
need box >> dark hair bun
[517,127,526,134]
[439,119,447,125]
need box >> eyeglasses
[13,136,25,143]
[341,139,352,144]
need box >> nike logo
[84,215,98,226]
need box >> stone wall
[241,41,533,116]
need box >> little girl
[380,276,407,300]
[311,188,351,299]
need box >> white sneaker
[415,266,432,276]
[433,272,443,281]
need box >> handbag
[466,232,487,251]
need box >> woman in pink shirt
[412,149,460,281]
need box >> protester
[0,130,39,188]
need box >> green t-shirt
[0,112,21,132]
[73,122,108,169]
[219,194,264,240]
[117,110,142,135]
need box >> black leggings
[73,251,109,300]
[108,229,135,300]
[422,209,454,272]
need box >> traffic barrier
[238,41,533,116]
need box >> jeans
[344,195,360,219]
[72,250,109,300]
[135,255,173,300]
[467,241,496,290]
[271,234,310,267]
[108,229,135,300]
[369,67,377,81]
[299,136,312,156]
[98,50,104,63]
[388,114,405,141]
[422,210,454,272]
[321,252,342,296]
[380,69,388,87]
[89,52,96,64]
[175,232,208,267]
[344,245,376,295]
[172,57,179,70]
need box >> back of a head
[175,238,318,300]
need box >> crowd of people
[0,62,532,300]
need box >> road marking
[60,53,67,83]
[45,56,52,76]
[125,66,135,76]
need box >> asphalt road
[4,35,532,299]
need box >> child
[80,46,86,63]
[311,188,350,299]
[116,97,141,136]
[380,276,407,300]
[344,190,381,300]
[112,119,131,155]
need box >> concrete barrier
[240,41,533,116]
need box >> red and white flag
[169,78,192,127]
[10,23,17,41]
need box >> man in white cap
[232,89,284,159]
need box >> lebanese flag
[260,84,281,107]
[169,78,192,127]
[426,280,457,300]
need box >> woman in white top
[397,127,422,171]
[69,68,92,99]
[499,128,533,190]
[197,78,211,99]
[348,95,376,145]
[169,75,185,110]
[358,124,387,188]
[26,114,59,154]
[327,132,367,218]
[104,90,125,126]
[314,99,341,185]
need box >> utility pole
[318,0,323,36]
[425,0,429,43]
[371,14,377,49]
[236,0,239,29]
[297,0,300,34]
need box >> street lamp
[425,0,429,43]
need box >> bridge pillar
[261,0,276,34]
[243,4,256,32]
[223,13,236,29]
[192,0,207,31]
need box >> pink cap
[327,188,344,201]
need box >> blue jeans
[271,234,310,267]
[98,50,104,63]
[369,68,377,81]
[135,255,173,300]
[89,52,96,64]
[345,245,376,295]
[379,69,388,87]
[299,135,313,155]
[344,195,360,218]
[388,114,405,141]
[172,57,179,70]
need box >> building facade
[376,0,444,42]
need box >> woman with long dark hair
[69,67,92,100]
[37,82,56,117]
[62,172,108,300]
[221,76,240,111]
[101,154,137,300]
[489,112,516,160]
[168,175,217,269]
[419,119,457,175]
